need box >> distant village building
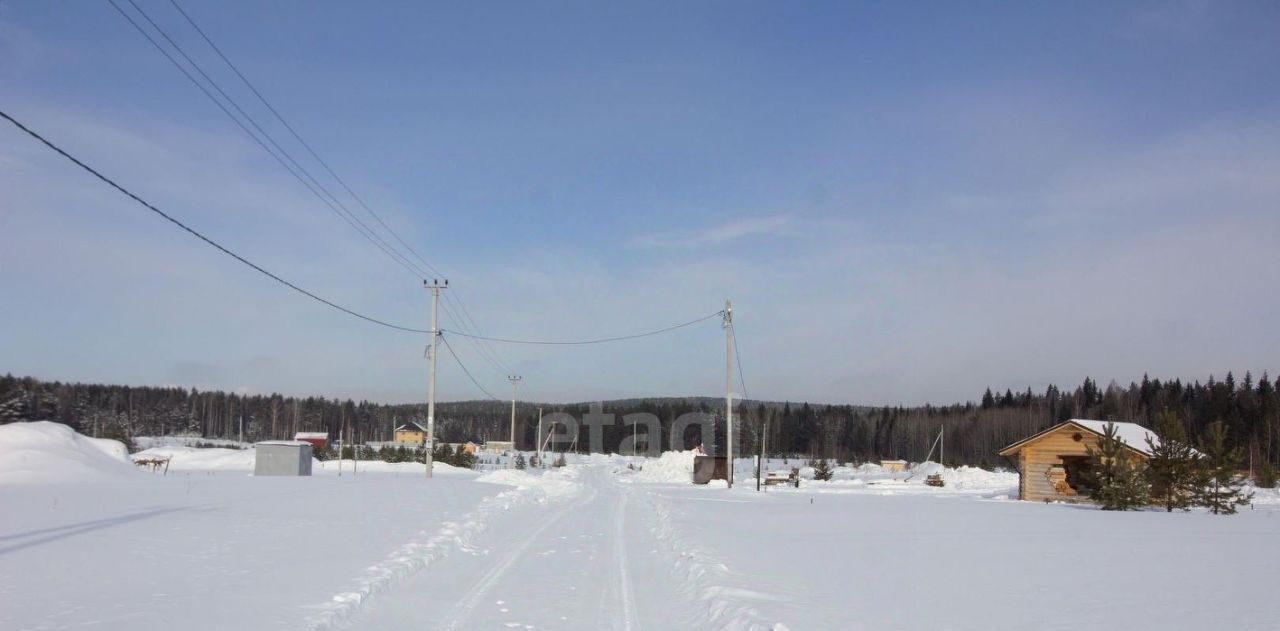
[879,459,907,473]
[293,432,329,450]
[484,440,514,454]
[254,441,313,476]
[442,441,479,455]
[393,422,429,446]
[999,419,1157,502]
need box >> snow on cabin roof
[256,440,311,447]
[293,432,328,439]
[1069,419,1160,455]
[998,419,1160,457]
[394,422,427,433]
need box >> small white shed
[254,441,313,476]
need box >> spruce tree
[1144,410,1202,512]
[514,453,527,470]
[1085,422,1150,510]
[1256,459,1277,489]
[812,458,833,481]
[1197,421,1253,515]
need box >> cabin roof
[394,422,428,433]
[997,419,1159,457]
[293,432,328,440]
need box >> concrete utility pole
[425,279,448,478]
[536,407,543,468]
[724,300,734,488]
[508,375,522,467]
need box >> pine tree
[1256,458,1277,489]
[1197,421,1253,515]
[514,453,527,470]
[1145,410,1203,512]
[812,458,833,481]
[1085,422,1150,510]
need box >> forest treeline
[2,372,1277,469]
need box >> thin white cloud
[630,214,792,248]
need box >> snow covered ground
[3,423,1278,630]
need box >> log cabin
[998,419,1157,502]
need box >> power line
[731,324,750,401]
[107,0,430,283]
[446,291,515,372]
[440,334,500,400]
[159,0,522,379]
[443,310,726,345]
[164,0,445,280]
[128,0,573,378]
[1,109,428,335]
[439,295,512,376]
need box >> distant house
[393,422,429,446]
[998,419,1157,502]
[879,459,907,473]
[293,432,329,450]
[442,441,479,455]
[484,440,514,454]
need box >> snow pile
[132,445,258,472]
[626,450,696,483]
[476,466,581,499]
[0,421,136,483]
[908,461,1018,491]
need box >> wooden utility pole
[425,279,447,478]
[724,300,734,488]
[508,375,522,466]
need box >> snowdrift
[0,421,136,484]
[627,450,696,483]
[476,466,581,499]
[132,445,258,472]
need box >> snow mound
[476,466,581,499]
[133,446,257,471]
[0,421,136,484]
[628,450,697,483]
[909,461,1017,490]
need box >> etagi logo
[539,403,735,456]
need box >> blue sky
[2,1,1279,405]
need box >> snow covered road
[346,465,713,630]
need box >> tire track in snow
[436,483,599,631]
[639,490,791,631]
[612,488,638,631]
[302,469,582,630]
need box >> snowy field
[3,422,1278,631]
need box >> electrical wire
[164,0,445,280]
[439,334,500,400]
[440,295,512,376]
[1,109,428,334]
[731,324,750,401]
[157,0,525,380]
[442,310,726,345]
[446,291,515,373]
[107,0,430,283]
